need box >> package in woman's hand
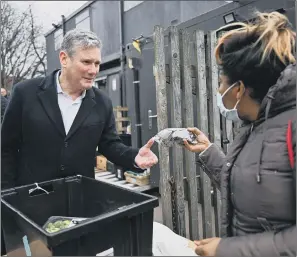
[153,128,198,147]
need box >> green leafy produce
[45,219,71,233]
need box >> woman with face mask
[184,11,296,256]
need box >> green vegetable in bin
[45,219,71,233]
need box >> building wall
[90,1,121,62]
[123,1,228,45]
[45,0,294,73]
[124,1,144,12]
[45,33,58,74]
[45,14,76,74]
[46,1,228,73]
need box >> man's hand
[135,138,158,169]
[194,237,221,256]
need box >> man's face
[60,46,101,90]
[1,88,7,96]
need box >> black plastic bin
[1,175,159,256]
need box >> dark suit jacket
[1,70,139,189]
[1,95,8,122]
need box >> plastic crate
[1,175,158,256]
[125,172,150,186]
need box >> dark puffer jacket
[198,64,296,256]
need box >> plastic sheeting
[152,222,198,256]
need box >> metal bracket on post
[148,109,158,129]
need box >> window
[76,9,90,30]
[124,1,143,12]
[54,28,63,51]
[94,77,107,92]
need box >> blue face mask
[216,82,242,122]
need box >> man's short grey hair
[60,29,102,57]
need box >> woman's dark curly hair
[215,11,296,102]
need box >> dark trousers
[1,228,6,255]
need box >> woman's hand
[183,127,211,153]
[194,237,221,256]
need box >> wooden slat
[180,29,200,240]
[209,31,221,152]
[153,25,173,230]
[195,30,214,238]
[209,30,221,236]
[115,118,130,122]
[95,173,152,192]
[170,26,186,237]
[113,106,130,134]
[95,171,112,176]
[114,180,128,185]
[113,107,129,111]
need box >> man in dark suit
[1,95,8,122]
[1,29,158,189]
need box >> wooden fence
[153,25,236,240]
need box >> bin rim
[1,175,159,246]
[1,175,155,198]
[2,196,158,246]
[1,197,49,243]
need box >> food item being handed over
[153,128,198,147]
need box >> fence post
[180,29,200,240]
[208,30,221,236]
[153,25,173,230]
[194,30,216,238]
[169,26,186,237]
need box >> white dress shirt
[56,71,86,134]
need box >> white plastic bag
[152,222,198,256]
